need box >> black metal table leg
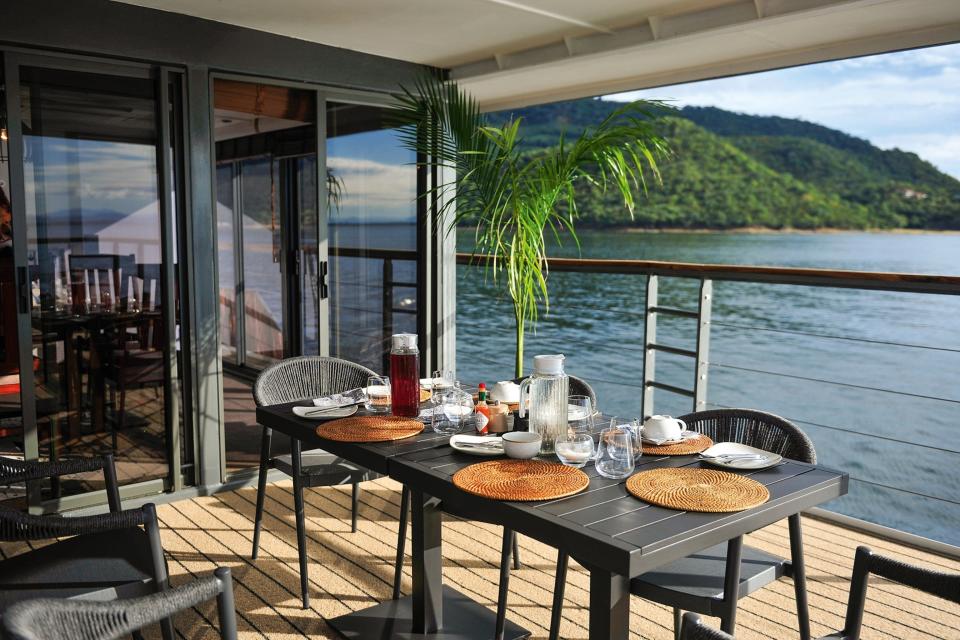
[291,437,309,609]
[789,514,811,640]
[588,567,631,640]
[411,489,443,633]
[719,536,744,635]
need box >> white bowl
[501,432,542,459]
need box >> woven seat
[251,356,378,609]
[2,567,237,640]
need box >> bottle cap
[391,333,418,350]
[533,354,565,375]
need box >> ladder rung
[649,306,698,319]
[645,381,696,397]
[648,343,697,358]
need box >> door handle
[16,266,29,313]
[319,260,328,300]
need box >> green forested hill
[494,100,960,229]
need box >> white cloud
[328,155,417,221]
[606,43,960,179]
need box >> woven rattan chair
[0,455,173,640]
[392,374,598,640]
[822,545,960,639]
[548,408,816,640]
[681,613,735,640]
[2,567,236,640]
[252,356,379,609]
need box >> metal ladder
[640,275,713,418]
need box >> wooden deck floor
[4,477,958,639]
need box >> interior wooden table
[255,400,530,639]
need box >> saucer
[293,405,358,420]
[641,430,700,446]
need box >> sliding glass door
[3,53,189,505]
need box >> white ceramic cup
[501,432,542,459]
[489,380,521,404]
[642,415,686,441]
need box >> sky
[605,42,960,179]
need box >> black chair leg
[495,528,515,640]
[251,426,272,560]
[673,607,682,640]
[351,481,359,533]
[291,437,310,609]
[548,550,569,640]
[511,531,521,570]
[393,486,410,599]
[719,536,744,635]
[144,504,175,640]
[789,513,811,640]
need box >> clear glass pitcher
[518,354,569,455]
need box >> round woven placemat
[626,467,769,513]
[641,434,714,456]
[452,459,590,501]
[316,416,423,443]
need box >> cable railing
[456,252,960,550]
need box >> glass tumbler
[365,375,391,414]
[567,395,595,435]
[555,432,595,469]
[595,425,636,479]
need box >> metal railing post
[641,274,658,419]
[382,257,394,373]
[694,279,712,412]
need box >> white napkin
[313,388,365,408]
[454,435,503,444]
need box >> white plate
[699,442,782,470]
[450,434,504,457]
[641,430,701,446]
[292,405,358,420]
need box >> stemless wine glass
[567,395,595,435]
[595,422,636,479]
[365,375,391,414]
[555,432,595,468]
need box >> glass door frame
[2,49,192,512]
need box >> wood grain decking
[3,477,958,639]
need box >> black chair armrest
[0,503,150,542]
[1,455,122,511]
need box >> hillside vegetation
[492,100,960,230]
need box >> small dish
[293,405,358,420]
[699,442,782,470]
[450,434,504,457]
[641,430,700,446]
[502,432,542,459]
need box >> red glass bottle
[389,333,420,417]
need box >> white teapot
[642,415,687,442]
[489,380,521,404]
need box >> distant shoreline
[457,225,959,235]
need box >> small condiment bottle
[475,383,491,435]
[487,400,509,434]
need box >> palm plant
[394,76,670,376]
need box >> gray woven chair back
[680,613,735,640]
[677,408,816,464]
[511,374,597,409]
[2,568,235,640]
[254,356,377,407]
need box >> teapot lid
[533,354,565,375]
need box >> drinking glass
[555,432,595,469]
[365,375,391,414]
[432,385,474,435]
[429,369,455,397]
[567,395,595,435]
[595,424,636,479]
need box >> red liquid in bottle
[390,352,420,417]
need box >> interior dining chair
[251,355,379,609]
[548,408,817,640]
[2,567,237,640]
[0,455,174,640]
[392,374,598,640]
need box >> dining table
[256,399,848,640]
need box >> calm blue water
[456,231,960,546]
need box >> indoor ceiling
[112,0,960,110]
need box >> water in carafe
[520,355,569,455]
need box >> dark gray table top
[256,401,848,577]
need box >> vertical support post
[382,257,393,373]
[694,279,712,412]
[641,274,658,419]
[411,489,443,634]
[587,567,631,640]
